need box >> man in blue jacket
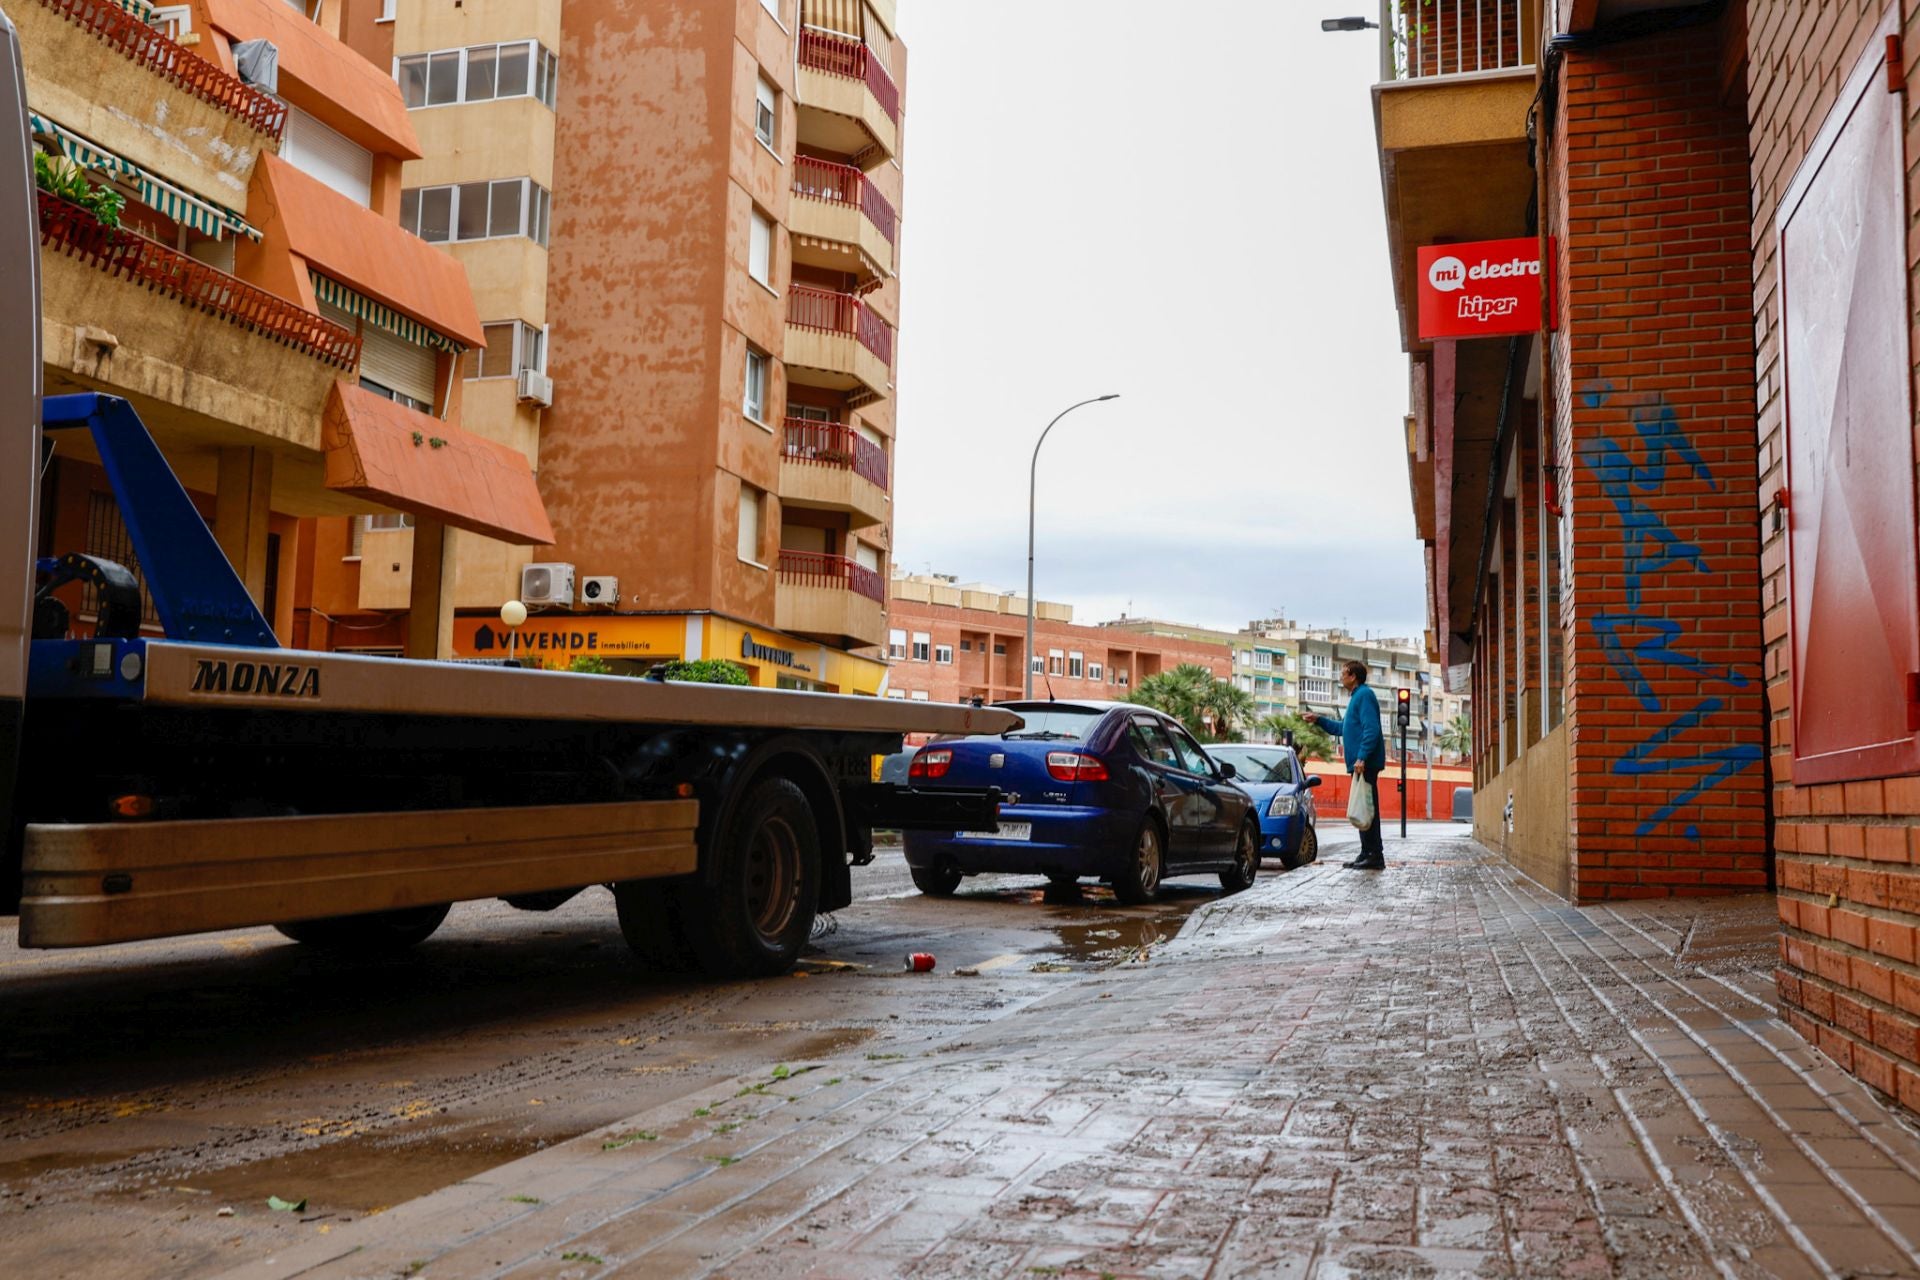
[1303,659,1388,869]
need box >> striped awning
[29,113,260,242]
[312,273,466,354]
[802,0,861,38]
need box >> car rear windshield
[1209,748,1294,784]
[999,707,1105,742]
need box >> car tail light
[909,749,952,780]
[1046,751,1109,782]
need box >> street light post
[1026,394,1119,698]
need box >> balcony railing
[787,285,894,368]
[1382,0,1527,81]
[798,28,900,124]
[39,192,361,369]
[792,155,898,246]
[778,550,885,604]
[783,419,889,490]
[35,0,288,138]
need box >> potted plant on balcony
[33,152,125,230]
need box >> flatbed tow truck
[0,9,1015,977]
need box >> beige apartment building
[341,0,904,692]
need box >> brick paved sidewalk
[220,828,1920,1279]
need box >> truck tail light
[1046,751,1108,782]
[909,749,952,780]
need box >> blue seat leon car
[1202,743,1322,869]
[902,701,1258,904]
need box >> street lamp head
[1321,16,1378,31]
[1096,393,1121,402]
[500,599,528,628]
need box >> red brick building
[1371,0,1920,1105]
[884,576,1230,704]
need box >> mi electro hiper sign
[1416,238,1554,340]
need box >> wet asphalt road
[0,844,1274,1279]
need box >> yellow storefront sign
[449,613,886,696]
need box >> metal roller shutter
[322,300,438,406]
[281,106,372,207]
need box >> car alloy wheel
[1114,819,1162,905]
[1220,822,1257,893]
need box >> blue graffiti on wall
[1578,384,1762,837]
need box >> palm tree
[1129,664,1227,740]
[1199,681,1257,741]
[1261,712,1337,763]
[1435,712,1472,761]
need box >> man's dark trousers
[1356,763,1384,864]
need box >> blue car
[902,701,1258,904]
[1202,743,1322,869]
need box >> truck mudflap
[849,784,1004,833]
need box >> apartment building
[23,0,547,656]
[1364,0,1920,1104]
[885,575,1231,704]
[345,0,906,693]
[1100,617,1292,730]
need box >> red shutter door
[1780,15,1919,783]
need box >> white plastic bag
[1349,776,1375,829]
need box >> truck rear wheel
[679,776,819,978]
[274,903,450,952]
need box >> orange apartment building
[23,0,549,657]
[1367,0,1920,1108]
[335,0,907,694]
[884,575,1233,705]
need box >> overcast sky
[888,1,1424,640]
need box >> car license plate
[958,822,1031,841]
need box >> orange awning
[252,155,485,350]
[324,382,553,546]
[201,0,418,158]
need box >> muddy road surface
[0,846,1241,1278]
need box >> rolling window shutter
[281,107,372,207]
[1781,24,1919,783]
[325,300,437,405]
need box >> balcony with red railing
[32,0,288,138]
[791,155,897,284]
[775,548,887,648]
[784,285,893,405]
[39,191,361,368]
[780,419,889,527]
[795,27,900,161]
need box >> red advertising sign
[1416,238,1553,340]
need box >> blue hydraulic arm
[40,394,277,649]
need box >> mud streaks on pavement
[216,829,1920,1279]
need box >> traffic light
[1396,686,1412,728]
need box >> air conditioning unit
[517,369,554,407]
[520,563,575,607]
[579,575,618,608]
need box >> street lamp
[1026,394,1120,699]
[500,598,527,666]
[1320,16,1379,30]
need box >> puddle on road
[947,879,1212,969]
[137,1124,553,1217]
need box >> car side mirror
[1218,762,1237,780]
[1305,774,1323,789]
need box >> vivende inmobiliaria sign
[1416,238,1554,340]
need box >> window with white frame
[1254,651,1274,669]
[754,75,778,150]
[1088,662,1103,681]
[749,207,774,287]
[737,483,763,563]
[401,179,551,246]
[934,644,953,665]
[910,632,931,662]
[885,688,906,699]
[378,0,394,18]
[281,106,373,206]
[465,320,545,379]
[396,42,558,110]
[1115,669,1131,687]
[1068,652,1083,678]
[744,347,769,422]
[887,628,906,659]
[909,690,929,701]
[1047,650,1064,677]
[1030,656,1044,675]
[349,512,412,557]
